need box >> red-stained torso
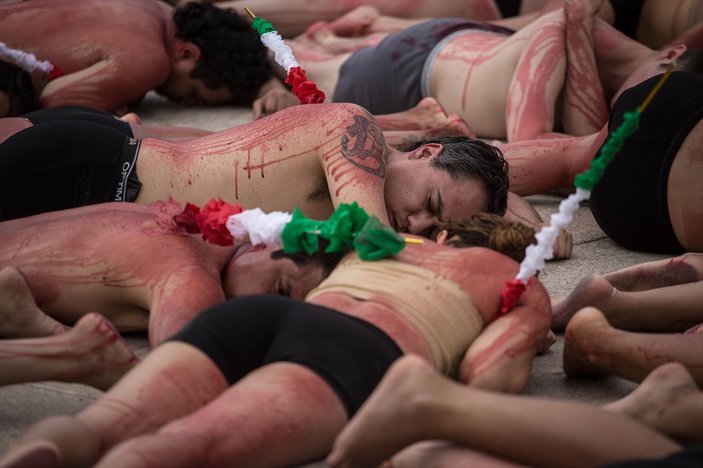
[0,0,172,112]
[307,241,551,373]
[134,103,390,223]
[0,201,232,332]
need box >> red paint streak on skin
[508,24,564,138]
[243,149,318,178]
[233,159,239,199]
[333,166,356,182]
[327,155,347,176]
[465,317,543,380]
[335,180,352,197]
[437,34,504,112]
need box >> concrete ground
[0,94,671,463]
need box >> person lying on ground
[0,214,552,468]
[0,1,273,115]
[327,356,701,468]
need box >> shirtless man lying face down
[0,0,274,115]
[0,201,344,389]
[0,102,513,241]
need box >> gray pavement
[0,94,670,461]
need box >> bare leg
[0,312,139,390]
[383,115,476,150]
[497,128,607,196]
[553,254,703,329]
[391,440,521,468]
[0,266,68,338]
[0,342,229,467]
[563,307,703,386]
[374,98,451,131]
[327,354,680,468]
[94,362,347,468]
[562,0,609,135]
[603,253,703,291]
[605,362,703,442]
[553,275,703,332]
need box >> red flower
[285,67,326,104]
[195,198,243,246]
[173,203,202,234]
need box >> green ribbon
[281,203,405,261]
[251,16,276,35]
[574,109,641,191]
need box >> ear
[435,229,449,245]
[174,42,201,62]
[660,43,687,63]
[408,142,444,160]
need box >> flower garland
[244,7,325,104]
[498,66,675,314]
[174,199,405,261]
[0,42,64,81]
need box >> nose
[406,212,435,235]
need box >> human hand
[551,228,573,260]
[252,89,300,119]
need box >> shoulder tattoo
[340,114,388,178]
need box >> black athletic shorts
[0,119,141,221]
[24,106,134,136]
[169,295,403,417]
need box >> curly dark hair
[173,3,273,105]
[404,136,510,215]
[0,60,39,117]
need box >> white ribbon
[226,208,292,246]
[261,31,299,72]
[0,41,54,74]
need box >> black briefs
[591,72,703,254]
[0,119,141,221]
[23,106,134,137]
[170,295,403,417]
[333,18,513,114]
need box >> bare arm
[323,106,392,225]
[148,269,225,346]
[459,280,551,393]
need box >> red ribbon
[285,66,325,104]
[499,279,527,315]
[174,198,243,246]
[47,65,65,81]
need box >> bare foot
[551,274,616,331]
[326,5,381,37]
[605,362,703,442]
[0,267,68,338]
[563,307,616,378]
[0,416,99,468]
[0,439,60,468]
[63,312,140,390]
[604,255,702,292]
[327,354,445,468]
[376,98,450,131]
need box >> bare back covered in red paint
[0,0,173,113]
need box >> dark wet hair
[0,60,40,117]
[270,239,350,279]
[173,3,273,105]
[443,212,535,262]
[675,48,703,75]
[404,136,509,215]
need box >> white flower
[226,208,292,246]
